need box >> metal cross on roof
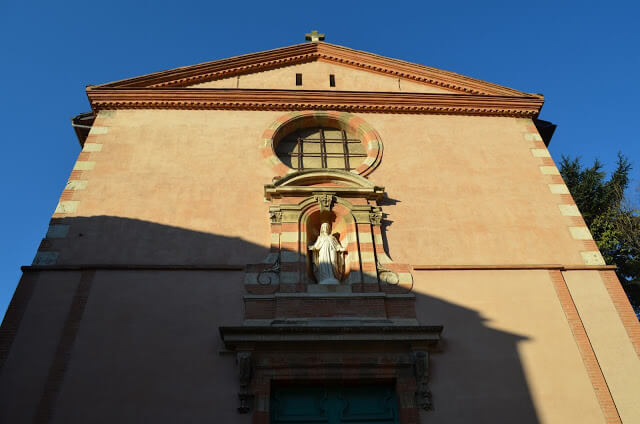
[305,30,325,42]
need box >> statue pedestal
[318,278,340,285]
[307,284,351,294]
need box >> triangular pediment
[186,60,459,94]
[90,42,535,97]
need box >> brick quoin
[559,194,577,205]
[546,174,565,184]
[69,170,85,180]
[59,190,75,201]
[567,216,587,226]
[539,157,555,166]
[582,240,599,250]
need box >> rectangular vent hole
[296,73,302,86]
[329,74,336,87]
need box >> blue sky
[0,1,638,316]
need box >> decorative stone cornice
[264,169,385,201]
[219,325,443,350]
[91,42,536,98]
[87,88,543,117]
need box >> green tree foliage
[559,154,640,318]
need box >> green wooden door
[270,385,399,424]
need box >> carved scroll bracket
[237,352,253,413]
[257,257,280,285]
[377,261,400,285]
[414,351,433,411]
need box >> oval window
[275,127,366,171]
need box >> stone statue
[309,222,346,284]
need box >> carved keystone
[314,193,335,212]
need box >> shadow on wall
[39,215,272,265]
[1,215,539,424]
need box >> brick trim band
[549,270,622,424]
[0,274,39,373]
[20,264,616,272]
[34,270,95,424]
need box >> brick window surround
[260,111,383,177]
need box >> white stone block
[558,204,581,216]
[548,184,569,194]
[360,251,375,262]
[347,250,359,263]
[540,166,560,175]
[46,225,69,238]
[98,110,115,118]
[65,180,88,190]
[73,161,95,171]
[581,251,606,266]
[33,252,58,265]
[55,201,79,214]
[377,254,392,264]
[82,143,103,152]
[530,148,551,157]
[280,232,298,243]
[398,273,413,284]
[358,232,373,243]
[524,133,542,141]
[90,126,108,135]
[569,227,593,240]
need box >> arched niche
[299,198,358,284]
[245,169,412,294]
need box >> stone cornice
[91,42,539,97]
[20,264,617,271]
[87,88,544,117]
[219,325,443,350]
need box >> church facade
[1,35,639,424]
